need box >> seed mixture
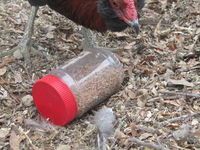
[52,50,124,116]
[72,66,124,116]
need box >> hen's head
[98,0,140,33]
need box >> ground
[0,0,200,149]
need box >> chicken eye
[112,1,119,8]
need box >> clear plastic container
[32,49,124,126]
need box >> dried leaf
[124,42,136,50]
[42,25,56,33]
[191,119,199,126]
[9,130,23,150]
[113,32,128,38]
[137,98,146,107]
[163,100,181,107]
[0,67,7,76]
[21,95,33,107]
[0,86,8,99]
[115,129,128,139]
[167,79,194,87]
[139,133,153,140]
[14,71,22,83]
[0,56,15,68]
[172,124,192,141]
[0,128,10,139]
[56,144,71,150]
[130,123,139,137]
[127,90,136,99]
[167,123,180,129]
[13,50,23,59]
[46,32,54,39]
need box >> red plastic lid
[32,75,78,126]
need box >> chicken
[11,0,145,64]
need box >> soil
[0,0,199,149]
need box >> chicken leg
[12,6,38,65]
[81,27,118,52]
[10,5,116,66]
[81,27,97,49]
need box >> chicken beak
[126,19,140,34]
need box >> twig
[139,18,170,26]
[0,56,15,68]
[136,125,161,134]
[11,123,39,150]
[174,24,195,33]
[189,32,199,53]
[1,85,19,103]
[160,91,200,98]
[154,17,163,38]
[147,97,162,102]
[19,129,39,150]
[157,113,200,127]
[128,137,168,150]
[0,49,16,58]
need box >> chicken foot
[11,6,43,65]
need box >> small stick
[174,25,195,32]
[157,113,200,127]
[128,137,168,150]
[20,129,39,150]
[136,125,161,134]
[139,18,170,26]
[160,91,200,98]
[189,32,199,53]
[147,97,161,103]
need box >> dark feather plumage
[28,0,47,6]
[136,0,145,11]
[28,0,145,32]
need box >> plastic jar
[32,49,124,126]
